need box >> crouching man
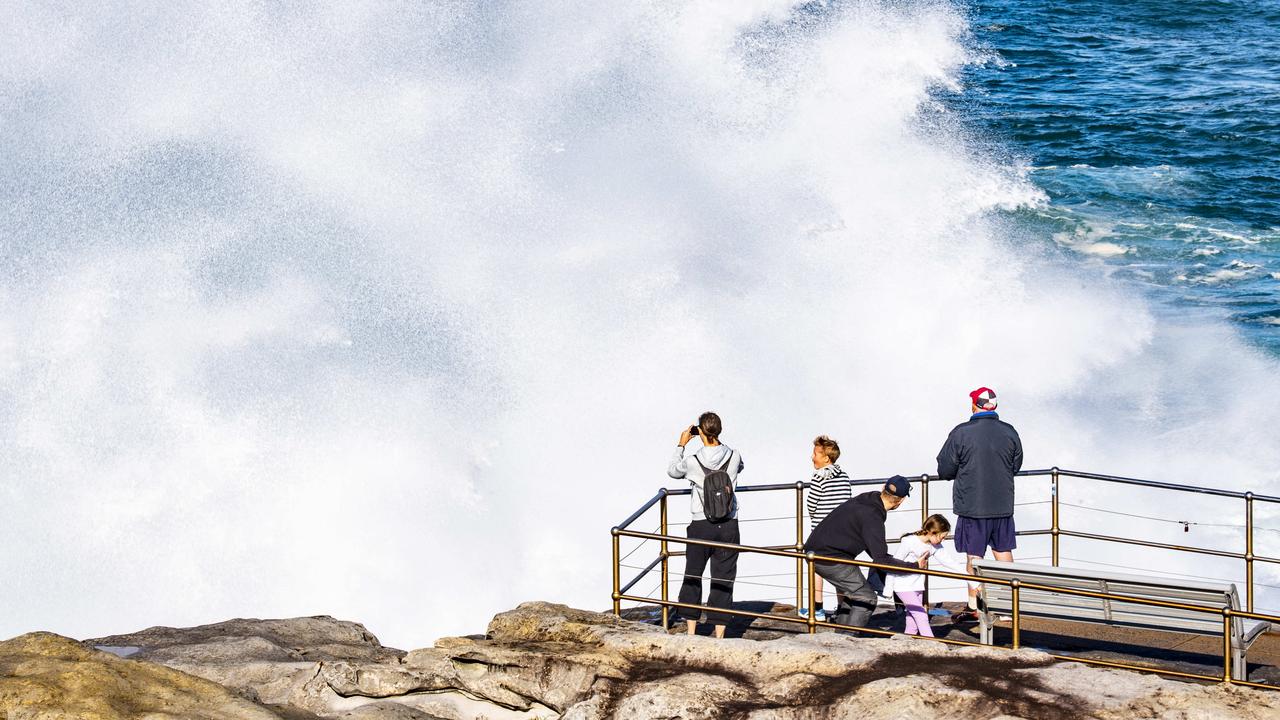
[803,476,924,629]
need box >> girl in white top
[884,514,967,637]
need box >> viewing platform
[611,468,1280,689]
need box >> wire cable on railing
[1058,501,1280,534]
[632,560,1041,591]
[620,564,799,592]
[655,572,797,582]
[1059,555,1280,592]
[665,501,1055,525]
[888,500,1050,514]
[666,515,797,529]
[619,526,660,563]
[644,579,663,599]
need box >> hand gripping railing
[612,468,1280,690]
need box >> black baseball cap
[884,475,912,498]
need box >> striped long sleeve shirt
[807,463,851,530]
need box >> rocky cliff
[0,602,1276,719]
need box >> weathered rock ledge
[1,602,1277,719]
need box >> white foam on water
[3,0,1280,647]
[1075,241,1130,257]
[1208,228,1250,242]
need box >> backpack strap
[717,450,735,472]
[692,450,734,474]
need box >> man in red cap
[936,387,1023,619]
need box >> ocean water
[3,1,1280,647]
[961,0,1280,350]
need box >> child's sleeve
[930,544,969,575]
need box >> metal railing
[610,467,1280,690]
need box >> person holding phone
[667,411,745,638]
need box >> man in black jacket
[804,476,924,629]
[936,386,1024,615]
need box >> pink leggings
[897,591,933,637]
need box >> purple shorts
[954,515,1017,557]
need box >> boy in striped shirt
[802,435,851,621]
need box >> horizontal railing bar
[617,530,803,561]
[1055,468,1280,503]
[1230,607,1280,623]
[808,552,1005,586]
[619,555,664,595]
[1042,653,1222,683]
[737,483,804,492]
[812,609,1264,673]
[622,595,1247,686]
[813,615,982,647]
[842,469,1055,487]
[1015,580,1238,614]
[617,490,667,530]
[659,467,1278,505]
[618,529,1280,620]
[616,594,810,626]
[1061,529,1244,560]
[622,593,981,648]
[1230,677,1280,691]
[812,552,1239,615]
[1056,469,1249,499]
[619,530,988,584]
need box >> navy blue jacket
[804,492,916,570]
[937,412,1023,518]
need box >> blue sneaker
[799,608,827,621]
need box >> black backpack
[694,452,735,523]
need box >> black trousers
[677,518,739,625]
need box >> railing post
[806,553,817,635]
[795,481,805,613]
[1011,579,1021,649]
[1245,492,1254,613]
[1223,608,1233,683]
[920,474,930,606]
[611,527,621,617]
[660,490,670,629]
[1051,467,1061,567]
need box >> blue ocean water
[960,0,1280,351]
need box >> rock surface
[0,632,282,720]
[1,602,1278,719]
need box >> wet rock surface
[2,602,1278,719]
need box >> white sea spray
[2,0,1279,646]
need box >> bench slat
[973,560,1269,680]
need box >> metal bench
[972,559,1271,681]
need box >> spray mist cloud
[2,1,1278,647]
